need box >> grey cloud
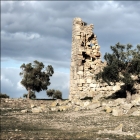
[2,1,140,63]
[1,33,71,69]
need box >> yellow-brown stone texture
[69,17,140,100]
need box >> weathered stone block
[77,71,83,75]
[87,79,92,83]
[104,106,112,113]
[113,85,120,91]
[90,84,96,88]
[78,66,83,71]
[80,79,85,84]
[112,108,123,116]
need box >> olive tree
[20,60,54,99]
[96,43,140,103]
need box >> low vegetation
[0,93,9,98]
[46,89,62,99]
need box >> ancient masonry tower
[69,17,105,100]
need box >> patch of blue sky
[1,59,24,69]
[56,67,70,74]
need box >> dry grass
[1,107,140,140]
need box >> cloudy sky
[1,1,140,99]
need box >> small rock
[113,85,121,91]
[86,101,101,110]
[107,101,119,107]
[112,108,123,116]
[21,109,28,113]
[74,107,80,111]
[40,104,46,111]
[30,104,36,108]
[104,106,112,113]
[61,100,69,106]
[121,103,132,110]
[131,111,140,116]
[83,101,91,107]
[58,106,70,111]
[15,129,18,131]
[114,98,126,105]
[114,123,123,132]
[50,107,58,111]
[131,94,140,106]
[136,134,140,139]
[50,101,58,107]
[74,100,83,106]
[93,93,103,100]
[31,107,42,113]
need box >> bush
[53,90,62,99]
[0,93,9,98]
[46,89,62,99]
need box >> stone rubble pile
[48,96,140,117]
[0,98,52,113]
[1,97,140,117]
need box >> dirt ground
[1,106,140,140]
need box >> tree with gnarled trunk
[19,60,54,99]
[23,91,36,99]
[96,43,140,103]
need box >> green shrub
[0,93,9,98]
[46,89,62,99]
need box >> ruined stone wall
[69,17,140,101]
[69,17,103,100]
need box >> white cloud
[17,80,24,91]
[1,31,40,40]
[1,75,14,87]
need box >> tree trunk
[126,90,131,103]
[27,87,31,99]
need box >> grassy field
[1,107,140,140]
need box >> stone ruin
[69,17,140,101]
[69,17,104,100]
[1,18,139,115]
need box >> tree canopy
[96,43,140,102]
[46,89,62,99]
[20,60,54,99]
